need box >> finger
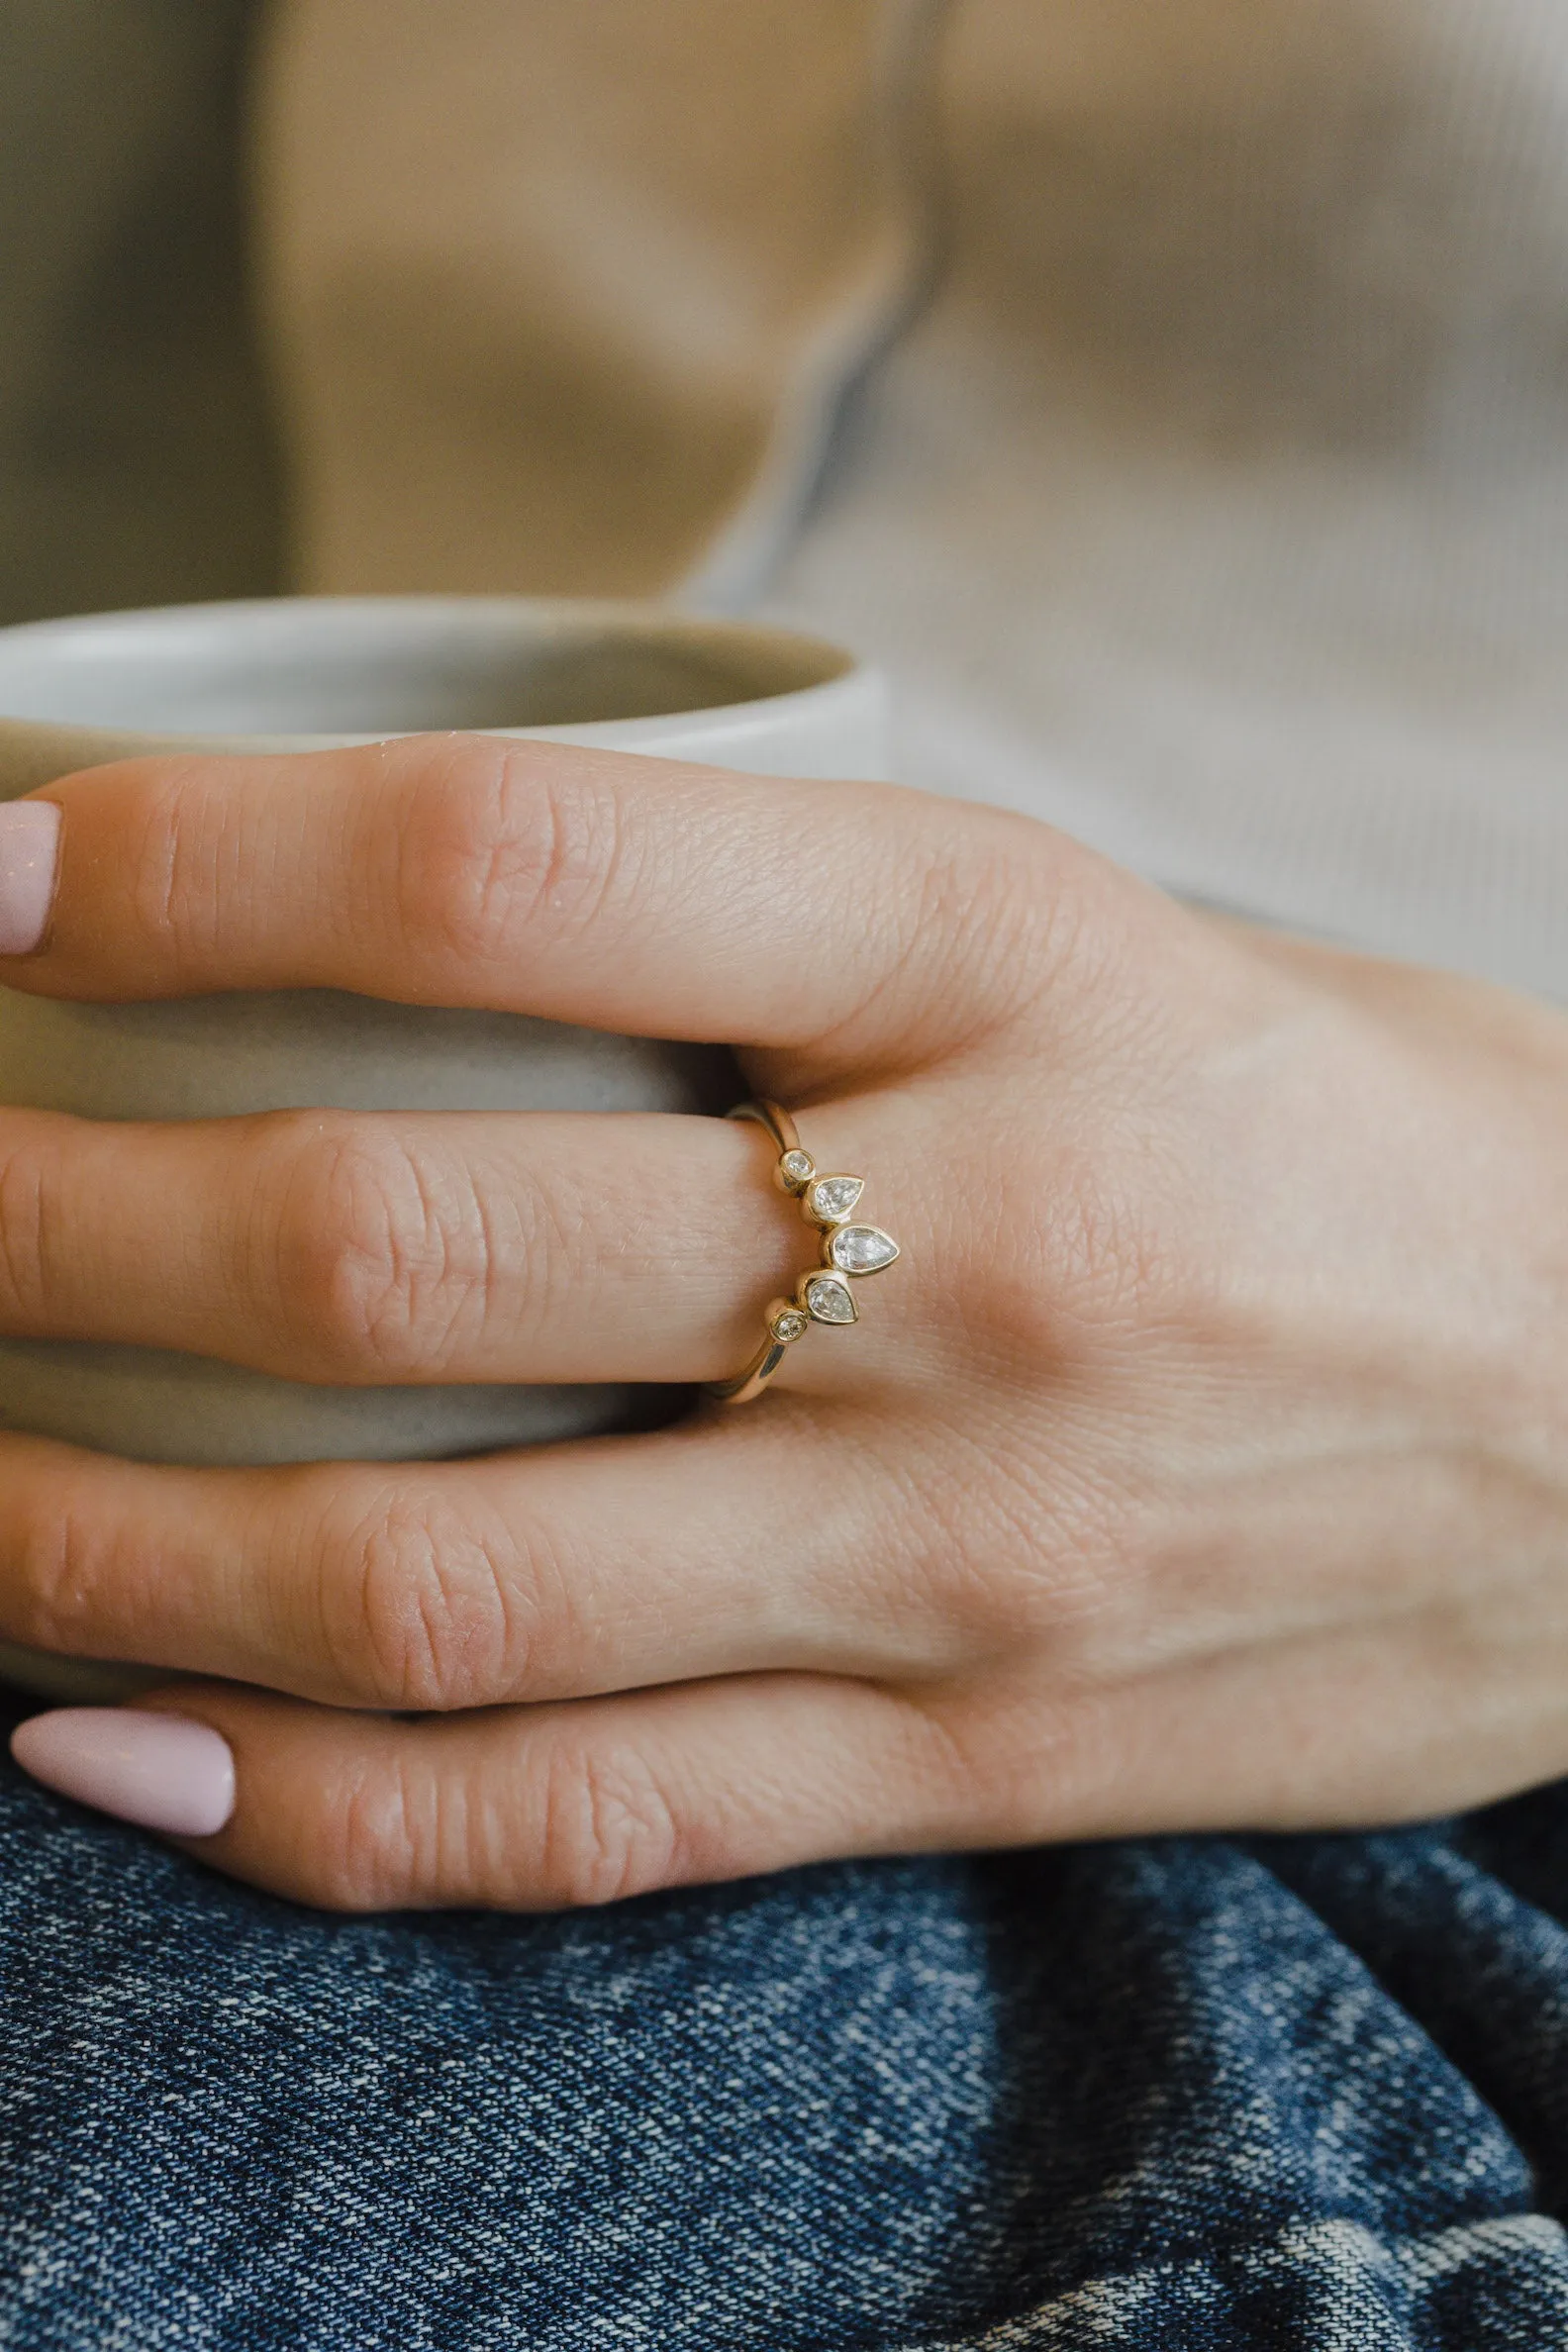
[0,1409,950,1712]
[2,735,1067,1072]
[25,1674,979,1911]
[0,1104,839,1386]
[175,1611,1531,1911]
[15,1607,1545,1908]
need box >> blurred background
[0,1,279,624]
[4,0,1568,989]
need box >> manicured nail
[11,1708,235,1836]
[0,799,61,954]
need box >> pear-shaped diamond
[830,1224,900,1276]
[807,1174,863,1225]
[804,1273,857,1324]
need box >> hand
[6,735,1568,1910]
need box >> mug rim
[0,592,859,747]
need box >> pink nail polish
[0,800,61,954]
[11,1709,236,1837]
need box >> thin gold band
[704,1100,901,1406]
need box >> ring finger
[0,1100,922,1389]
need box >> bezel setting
[826,1223,900,1277]
[705,1100,903,1404]
[804,1173,865,1227]
[803,1271,858,1324]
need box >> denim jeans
[3,1723,1567,2351]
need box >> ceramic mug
[0,594,885,1699]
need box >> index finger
[0,736,1059,1073]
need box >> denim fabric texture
[4,1734,1568,2350]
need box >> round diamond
[779,1149,815,1189]
[771,1309,808,1343]
[805,1273,857,1324]
[829,1224,900,1276]
[808,1174,863,1224]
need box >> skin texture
[5,733,1568,1910]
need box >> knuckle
[535,1736,684,1908]
[962,1136,1174,1366]
[308,1481,527,1712]
[902,815,1085,1032]
[927,831,1044,1004]
[6,1480,119,1653]
[896,1423,1143,1677]
[1048,1165,1185,1341]
[259,1115,493,1379]
[124,762,224,972]
[296,1754,427,1912]
[923,1680,1129,1844]
[0,1122,55,1325]
[396,743,628,969]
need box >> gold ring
[704,1100,901,1406]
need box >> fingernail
[11,1708,236,1836]
[0,799,61,954]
